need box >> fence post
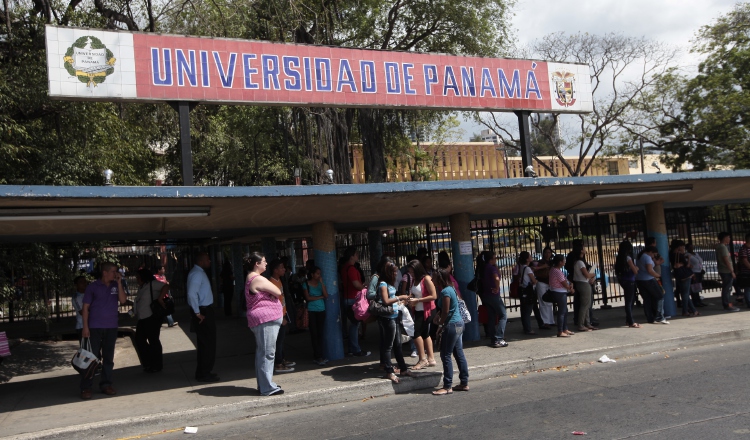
[726,205,737,268]
[594,212,610,308]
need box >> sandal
[628,323,642,328]
[410,359,429,370]
[427,359,437,367]
[432,388,453,396]
[452,384,470,392]
[385,373,400,384]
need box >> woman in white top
[572,247,597,331]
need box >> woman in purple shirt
[245,252,285,396]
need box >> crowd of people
[72,231,748,400]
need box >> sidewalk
[1,292,748,440]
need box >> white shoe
[659,320,670,324]
[410,350,418,358]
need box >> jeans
[637,279,665,323]
[275,320,287,364]
[166,315,175,326]
[135,315,163,371]
[574,281,592,328]
[678,277,696,314]
[691,272,704,306]
[344,299,362,354]
[378,317,408,375]
[308,310,326,360]
[80,328,117,391]
[519,287,543,333]
[483,294,507,343]
[720,272,734,309]
[439,322,468,389]
[250,317,282,396]
[551,291,568,333]
[620,280,636,326]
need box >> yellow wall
[350,143,629,183]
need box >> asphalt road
[123,340,750,440]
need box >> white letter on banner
[337,59,357,92]
[443,66,460,96]
[525,63,542,99]
[403,63,416,95]
[423,65,438,95]
[176,49,197,87]
[242,54,258,89]
[214,52,237,88]
[360,61,376,93]
[384,62,401,94]
[498,68,520,98]
[480,68,496,97]
[151,48,172,86]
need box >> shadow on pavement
[187,385,258,397]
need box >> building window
[628,160,638,169]
[608,161,619,176]
[458,152,462,167]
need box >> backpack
[509,265,523,299]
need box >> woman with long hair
[571,246,597,331]
[134,268,169,373]
[549,254,574,337]
[376,260,413,383]
[431,268,469,395]
[532,247,555,329]
[245,252,285,396]
[406,259,438,370]
[302,266,329,366]
[614,240,641,328]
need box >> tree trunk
[358,109,387,183]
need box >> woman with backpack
[406,259,438,370]
[614,240,641,328]
[515,252,541,335]
[302,266,329,366]
[431,267,469,395]
[376,260,413,383]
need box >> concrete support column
[367,230,383,274]
[312,222,344,360]
[449,213,479,341]
[645,201,675,317]
[231,243,245,316]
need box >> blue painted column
[231,243,245,315]
[646,201,676,317]
[450,213,479,341]
[312,221,344,360]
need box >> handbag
[352,288,372,321]
[542,290,554,303]
[367,283,395,318]
[72,338,100,379]
[149,281,175,319]
[673,265,693,281]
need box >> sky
[459,0,739,139]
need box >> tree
[476,33,678,176]
[641,3,750,171]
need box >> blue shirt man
[188,252,220,382]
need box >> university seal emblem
[551,71,576,107]
[63,36,116,87]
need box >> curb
[8,325,750,440]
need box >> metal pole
[639,137,645,174]
[595,212,610,308]
[168,102,196,186]
[426,223,433,257]
[515,111,533,176]
[726,205,736,268]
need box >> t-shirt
[440,286,462,325]
[377,281,399,319]
[135,280,167,320]
[341,263,362,300]
[367,274,380,300]
[410,281,424,311]
[636,254,655,281]
[305,281,325,312]
[72,291,85,330]
[716,243,731,273]
[515,265,533,288]
[482,265,500,296]
[739,245,750,275]
[549,267,567,292]
[83,280,120,329]
[573,260,589,282]
[687,253,703,273]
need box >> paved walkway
[1,291,748,439]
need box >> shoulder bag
[150,281,175,319]
[368,283,395,318]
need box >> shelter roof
[0,171,748,243]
